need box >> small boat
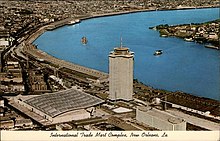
[154,50,163,56]
[68,19,81,25]
[184,38,194,42]
[67,20,76,25]
[81,37,88,44]
[161,34,168,37]
[75,19,80,23]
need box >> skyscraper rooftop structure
[109,38,134,101]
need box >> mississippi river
[34,8,219,100]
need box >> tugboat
[81,36,88,45]
[154,50,163,56]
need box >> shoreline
[16,7,219,101]
[75,6,219,21]
[150,18,220,49]
[37,6,219,32]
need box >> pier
[205,45,219,50]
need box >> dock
[205,45,219,50]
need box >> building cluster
[148,0,218,9]
[0,0,218,39]
[0,61,24,93]
[29,70,48,92]
[0,59,49,94]
[0,97,33,130]
[193,21,219,45]
[0,29,13,72]
[153,19,219,47]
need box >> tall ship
[81,37,88,45]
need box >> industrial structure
[109,39,134,101]
[11,88,104,124]
[136,106,186,131]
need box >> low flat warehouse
[136,106,186,131]
[9,88,104,125]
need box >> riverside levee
[24,45,108,81]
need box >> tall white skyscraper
[109,40,134,101]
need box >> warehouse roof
[24,88,104,117]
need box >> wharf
[24,46,108,80]
[205,45,219,50]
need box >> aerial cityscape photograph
[0,0,219,140]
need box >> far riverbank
[150,19,220,49]
[33,6,219,33]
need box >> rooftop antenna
[120,36,123,48]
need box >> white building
[0,28,13,47]
[0,97,4,117]
[136,106,186,131]
[0,97,4,107]
[109,42,134,101]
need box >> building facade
[29,70,48,92]
[109,43,134,101]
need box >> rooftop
[109,46,134,57]
[138,106,185,124]
[23,88,104,117]
[112,107,133,113]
